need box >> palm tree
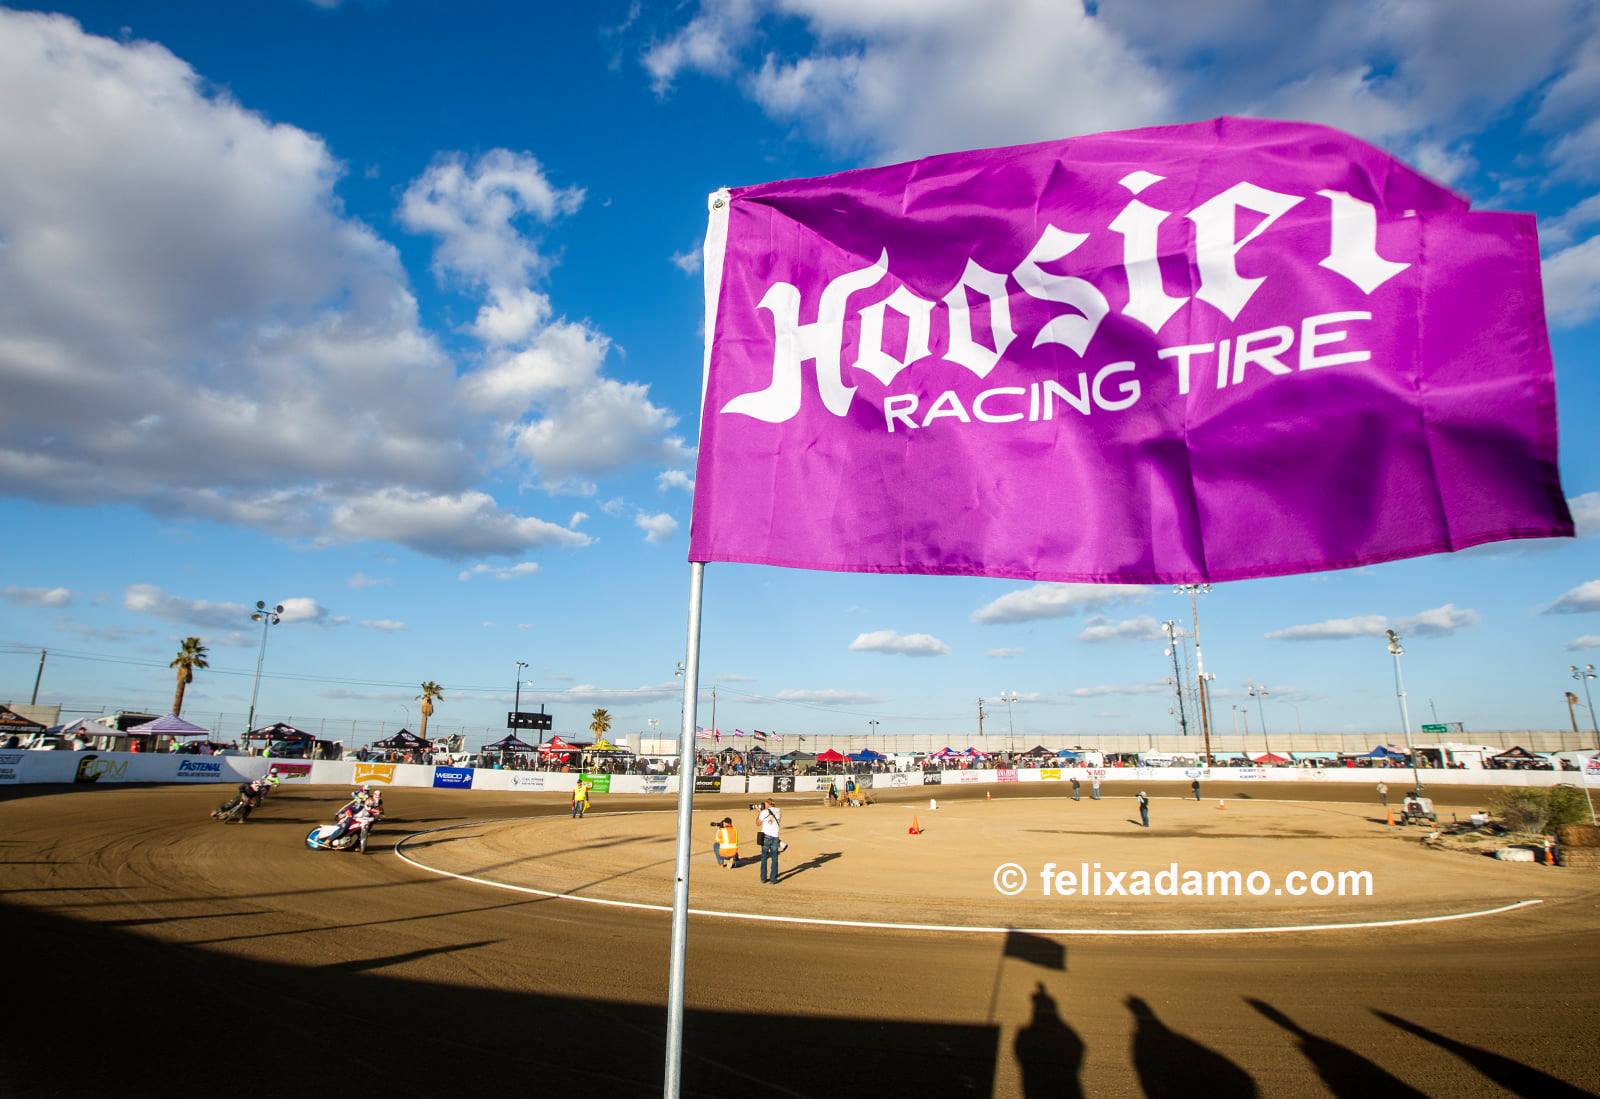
[169,637,209,716]
[417,681,443,740]
[590,708,612,737]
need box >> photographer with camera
[756,799,782,884]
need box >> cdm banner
[691,117,1570,585]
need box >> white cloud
[458,561,541,582]
[1547,580,1600,614]
[657,469,695,493]
[0,585,72,608]
[769,688,887,705]
[327,488,590,559]
[1077,615,1166,644]
[600,497,627,517]
[718,674,756,682]
[531,682,682,706]
[1541,195,1600,248]
[275,597,331,625]
[1568,635,1600,650]
[516,379,691,491]
[360,618,406,632]
[972,583,1150,625]
[398,149,583,290]
[847,628,950,657]
[569,511,590,527]
[1543,235,1600,327]
[985,647,1024,659]
[636,511,680,543]
[1071,682,1169,698]
[346,571,391,589]
[1570,493,1600,538]
[123,584,248,629]
[642,0,759,93]
[670,244,703,274]
[1267,603,1479,639]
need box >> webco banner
[432,766,474,789]
[692,117,1570,583]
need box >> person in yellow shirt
[714,816,739,868]
[571,779,591,819]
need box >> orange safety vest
[716,824,739,856]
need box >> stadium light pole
[245,600,283,738]
[1386,629,1423,794]
[514,660,529,716]
[1161,621,1189,736]
[1247,682,1270,758]
[998,691,1020,738]
[1572,664,1598,747]
[1175,584,1215,764]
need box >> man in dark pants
[1137,790,1150,828]
[757,799,782,884]
[1071,776,1080,801]
[1191,778,1201,801]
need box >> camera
[748,802,762,811]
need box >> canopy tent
[717,745,746,757]
[540,735,582,753]
[1290,751,1339,760]
[745,745,773,757]
[780,750,816,762]
[50,717,102,739]
[1020,744,1054,756]
[848,749,886,762]
[815,749,847,763]
[1056,748,1081,758]
[126,713,210,738]
[0,705,47,738]
[482,734,540,753]
[371,729,425,749]
[1360,745,1409,759]
[1252,752,1291,764]
[244,721,314,742]
[932,747,962,759]
[964,747,989,758]
[1488,745,1540,760]
[588,738,631,753]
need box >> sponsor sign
[175,758,223,779]
[353,762,396,785]
[1040,768,1061,781]
[694,774,722,793]
[433,766,475,789]
[641,777,671,794]
[884,772,911,788]
[75,754,128,784]
[773,775,796,793]
[579,773,611,794]
[1235,767,1268,780]
[954,771,983,783]
[267,762,312,781]
[1585,758,1600,786]
[997,768,1019,783]
[1183,768,1204,779]
[922,771,943,785]
[510,773,547,790]
[0,751,22,784]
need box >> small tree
[590,708,612,737]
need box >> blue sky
[0,1,1597,745]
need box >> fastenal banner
[689,117,1571,583]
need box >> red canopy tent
[815,749,847,763]
[1252,752,1291,765]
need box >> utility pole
[977,698,986,738]
[1177,585,1215,766]
[30,648,47,705]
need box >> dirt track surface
[2,781,1597,1097]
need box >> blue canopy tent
[1363,745,1408,759]
[848,749,886,762]
[1056,749,1081,758]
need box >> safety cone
[909,816,923,835]
[1544,838,1556,865]
[1386,807,1395,827]
[986,790,992,801]
[1217,799,1226,811]
[929,798,939,810]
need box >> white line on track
[392,818,1545,938]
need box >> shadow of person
[1014,982,1084,1099]
[1127,995,1257,1098]
[777,851,842,881]
[1373,1010,1594,1098]
[1247,998,1424,1097]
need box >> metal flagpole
[664,561,705,1098]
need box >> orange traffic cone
[1386,807,1395,827]
[1544,838,1556,865]
[909,816,923,835]
[986,790,992,801]
[1217,799,1226,810]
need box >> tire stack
[1556,824,1600,869]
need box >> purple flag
[689,117,1571,583]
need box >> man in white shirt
[757,799,782,884]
